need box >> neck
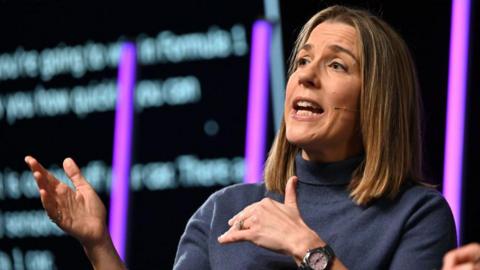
[295,151,364,186]
[301,143,363,163]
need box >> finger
[39,189,59,219]
[228,210,246,226]
[228,211,241,226]
[226,214,256,235]
[228,202,258,226]
[444,243,480,269]
[217,228,252,244]
[63,158,91,189]
[450,263,478,270]
[32,170,49,191]
[25,156,58,190]
[25,156,49,175]
[240,215,258,230]
[284,176,298,206]
[32,168,58,194]
[444,250,459,269]
[454,243,480,263]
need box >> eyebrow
[329,44,358,63]
[299,43,358,63]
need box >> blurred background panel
[0,0,478,269]
[0,0,261,269]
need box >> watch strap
[322,245,335,259]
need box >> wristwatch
[299,245,335,270]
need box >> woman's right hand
[24,156,108,249]
[25,156,125,270]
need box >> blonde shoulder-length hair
[264,5,424,205]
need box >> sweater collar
[295,152,364,186]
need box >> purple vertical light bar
[244,20,272,183]
[109,42,136,260]
[443,0,471,242]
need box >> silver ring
[237,220,244,230]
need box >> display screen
[0,1,263,269]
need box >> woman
[25,5,456,270]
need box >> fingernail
[24,157,32,168]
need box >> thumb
[63,158,91,189]
[284,176,298,207]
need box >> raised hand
[24,156,108,247]
[25,156,126,270]
[217,176,324,264]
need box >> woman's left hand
[217,176,324,264]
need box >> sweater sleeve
[173,192,217,270]
[389,191,457,270]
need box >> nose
[297,63,321,89]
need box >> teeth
[296,100,319,109]
[296,110,316,116]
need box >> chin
[286,129,316,148]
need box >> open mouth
[293,99,324,116]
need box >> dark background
[0,0,478,269]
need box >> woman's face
[284,21,363,162]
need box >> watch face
[308,251,328,270]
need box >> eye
[296,57,309,67]
[328,61,347,72]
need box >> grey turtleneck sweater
[173,155,456,269]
